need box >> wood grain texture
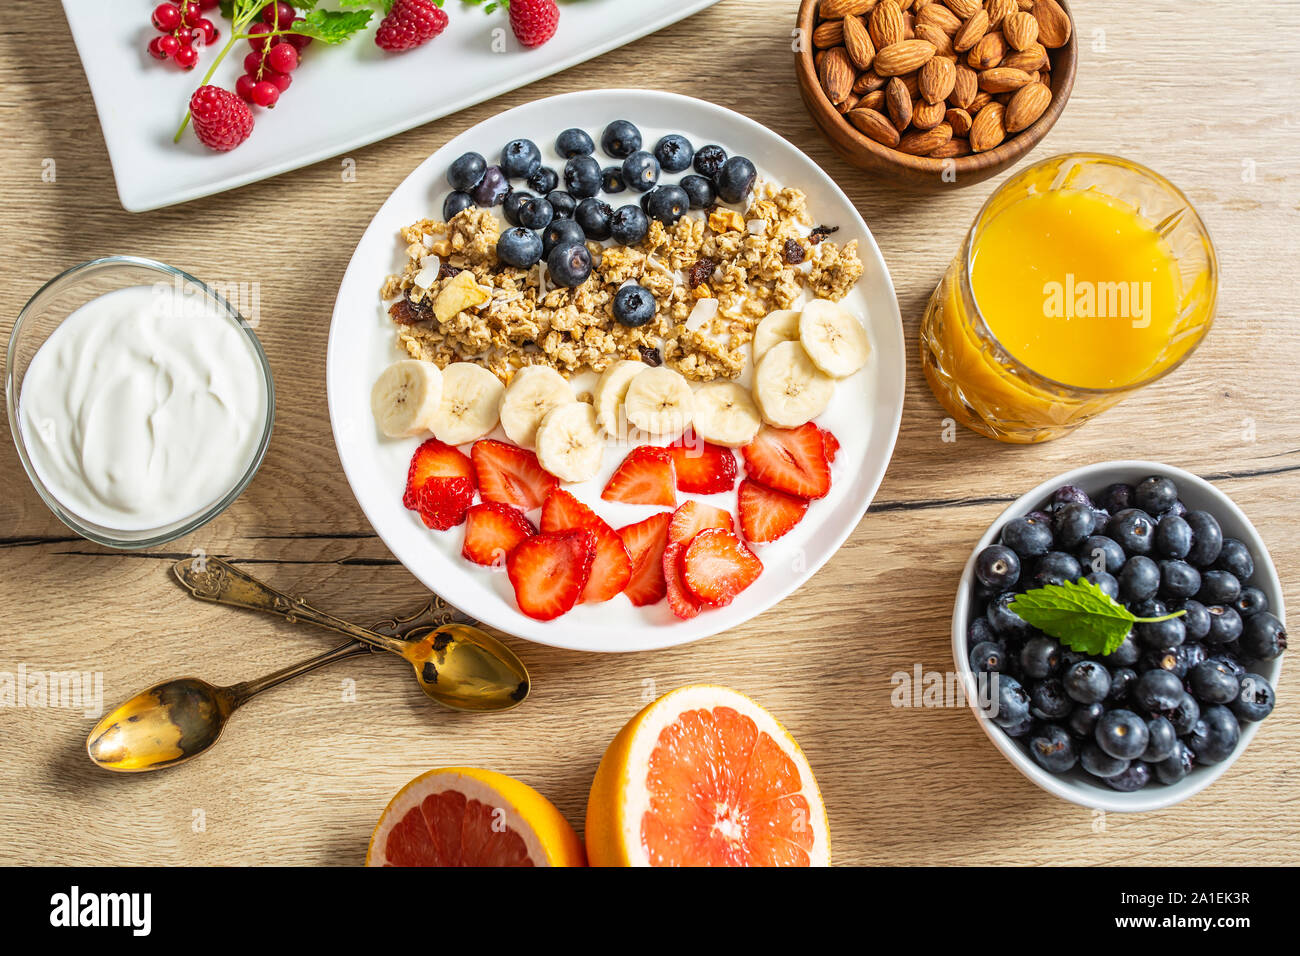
[1,0,1299,866]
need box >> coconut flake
[685,298,719,332]
[747,219,767,236]
[412,255,442,290]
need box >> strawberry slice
[506,530,596,620]
[540,489,632,603]
[404,438,475,511]
[662,541,701,620]
[471,439,557,511]
[602,446,676,507]
[667,500,735,545]
[667,435,738,495]
[738,478,809,543]
[741,424,832,499]
[462,502,536,567]
[682,528,764,607]
[617,512,672,606]
[822,427,841,464]
[416,477,474,531]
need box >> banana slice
[752,309,801,363]
[430,362,505,446]
[692,382,762,448]
[799,298,872,378]
[623,366,695,437]
[370,360,443,439]
[534,401,604,483]
[498,366,574,449]
[593,360,645,438]
[752,340,835,428]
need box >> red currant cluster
[147,1,221,71]
[236,3,312,109]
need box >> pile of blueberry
[440,120,758,326]
[968,475,1285,792]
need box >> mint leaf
[290,8,375,42]
[1009,579,1138,657]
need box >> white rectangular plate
[62,0,723,212]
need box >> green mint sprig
[1008,578,1186,657]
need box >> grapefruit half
[366,767,586,866]
[585,685,830,866]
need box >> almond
[820,0,878,17]
[1031,0,1071,48]
[942,0,981,19]
[952,9,988,53]
[1004,81,1051,132]
[918,55,957,103]
[950,63,978,108]
[967,31,1006,70]
[913,97,948,129]
[916,2,961,35]
[898,121,953,155]
[873,39,936,75]
[847,107,902,147]
[820,46,856,104]
[859,89,887,110]
[886,76,913,130]
[969,101,1006,151]
[968,89,993,112]
[914,22,955,57]
[985,0,1015,29]
[944,106,972,135]
[854,70,888,94]
[929,137,971,158]
[843,14,877,69]
[979,67,1033,92]
[837,92,862,114]
[1002,10,1039,51]
[902,11,916,39]
[1001,42,1048,72]
[813,19,846,49]
[869,1,906,48]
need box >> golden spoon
[86,558,529,773]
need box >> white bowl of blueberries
[952,461,1285,812]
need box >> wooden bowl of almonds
[795,0,1076,188]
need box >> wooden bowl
[795,0,1077,189]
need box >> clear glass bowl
[6,256,275,549]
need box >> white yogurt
[19,283,268,532]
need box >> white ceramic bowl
[952,461,1285,812]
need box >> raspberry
[509,0,559,48]
[189,85,254,152]
[375,0,449,52]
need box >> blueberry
[975,544,1020,592]
[992,675,1031,727]
[647,184,690,225]
[1134,475,1179,515]
[1086,571,1120,600]
[987,591,1031,637]
[1208,654,1246,681]
[1052,502,1096,550]
[970,640,1008,674]
[1231,674,1275,722]
[527,165,559,195]
[693,143,728,178]
[1029,724,1077,773]
[1155,741,1195,785]
[1001,713,1035,737]
[442,190,475,221]
[1179,642,1207,672]
[1183,510,1223,567]
[1197,569,1241,606]
[1168,500,1188,517]
[575,197,614,240]
[495,226,543,269]
[1118,555,1160,603]
[1098,482,1135,515]
[1105,761,1151,791]
[639,187,657,213]
[608,204,649,247]
[968,615,997,648]
[1059,649,1088,670]
[1155,513,1192,559]
[1080,741,1130,779]
[1214,538,1254,581]
[1130,597,1166,619]
[518,197,554,231]
[622,150,660,192]
[542,218,586,257]
[1105,633,1140,667]
[601,166,627,194]
[1063,660,1110,704]
[1186,704,1240,764]
[471,165,510,206]
[1033,551,1082,588]
[1020,635,1062,679]
[715,156,757,204]
[1240,611,1286,660]
[1080,536,1127,576]
[556,127,595,159]
[1031,679,1072,720]
[1233,587,1269,619]
[1141,716,1177,763]
[448,151,487,192]
[654,133,694,173]
[613,284,656,328]
[1025,509,1053,525]
[1108,666,1138,703]
[1096,709,1149,760]
[1176,599,1211,641]
[601,120,642,159]
[1169,692,1200,735]
[501,138,542,179]
[1107,509,1156,556]
[680,173,716,209]
[547,189,577,219]
[1068,701,1105,738]
[1188,659,1240,705]
[502,190,534,226]
[546,241,593,288]
[1204,605,1243,645]
[1000,514,1054,559]
[1133,669,1183,716]
[563,156,602,199]
[1157,560,1200,600]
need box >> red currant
[235,74,257,102]
[159,34,181,57]
[199,0,220,8]
[174,45,199,70]
[178,1,201,26]
[246,21,274,51]
[250,81,280,108]
[264,69,292,93]
[261,2,296,27]
[265,41,298,73]
[196,18,219,45]
[147,35,168,59]
[151,3,181,32]
[286,18,312,51]
[243,50,266,76]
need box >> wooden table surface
[2,0,1298,867]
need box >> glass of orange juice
[921,153,1217,444]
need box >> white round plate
[326,89,905,653]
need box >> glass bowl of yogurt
[6,256,274,549]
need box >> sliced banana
[534,401,604,483]
[430,362,505,446]
[752,309,801,363]
[799,298,872,378]
[593,360,645,438]
[623,366,695,437]
[752,340,835,428]
[370,359,443,439]
[498,366,574,449]
[692,382,762,448]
